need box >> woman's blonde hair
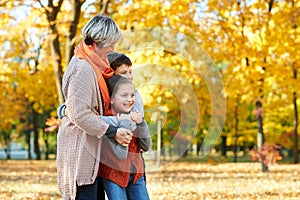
[82,15,122,47]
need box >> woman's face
[94,44,115,58]
[111,83,135,113]
[114,64,133,82]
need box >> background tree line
[0,0,299,163]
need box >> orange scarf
[74,41,114,116]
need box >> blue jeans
[75,176,105,200]
[102,175,150,200]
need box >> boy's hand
[130,111,143,124]
[116,113,131,121]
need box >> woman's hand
[130,111,143,124]
[114,127,133,146]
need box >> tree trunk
[43,0,64,104]
[65,0,85,65]
[25,130,31,160]
[233,100,239,162]
[256,100,265,143]
[221,136,227,157]
[2,131,10,159]
[32,108,41,160]
[5,148,10,160]
[49,23,64,104]
[291,0,298,164]
[292,66,298,163]
[44,137,49,160]
[256,99,268,172]
[99,0,110,14]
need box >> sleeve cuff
[57,103,66,119]
[105,125,117,138]
[137,120,146,126]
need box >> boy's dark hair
[106,74,132,97]
[107,53,132,71]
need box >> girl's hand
[130,111,143,124]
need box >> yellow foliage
[0,0,299,150]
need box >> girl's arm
[136,120,152,151]
[133,90,144,117]
[130,112,152,151]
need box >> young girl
[99,75,151,200]
[107,52,144,116]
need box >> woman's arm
[57,101,132,147]
[100,116,130,160]
[63,59,110,139]
[105,137,128,160]
[63,59,132,145]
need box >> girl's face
[114,64,133,82]
[111,83,135,113]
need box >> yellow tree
[0,1,32,158]
[0,68,29,158]
[0,5,58,159]
[201,0,300,164]
[36,0,87,104]
[0,0,90,159]
[1,0,223,160]
[106,0,224,157]
[265,0,300,163]
[201,0,295,168]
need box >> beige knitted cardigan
[57,56,109,200]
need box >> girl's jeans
[102,174,150,200]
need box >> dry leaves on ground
[0,160,299,199]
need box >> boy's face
[114,64,133,82]
[111,83,135,113]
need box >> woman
[56,15,133,200]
